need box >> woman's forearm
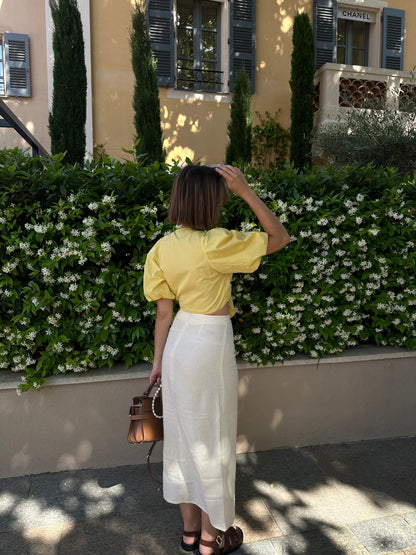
[150,298,173,383]
[154,313,172,366]
[240,188,290,254]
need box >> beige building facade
[0,0,415,163]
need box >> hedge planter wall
[0,149,415,392]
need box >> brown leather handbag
[128,381,163,483]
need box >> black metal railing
[176,66,224,90]
[0,98,49,157]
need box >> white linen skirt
[162,310,238,531]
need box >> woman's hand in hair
[215,165,252,200]
[216,165,290,255]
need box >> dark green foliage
[252,111,290,170]
[313,101,416,175]
[289,13,315,169]
[0,149,415,391]
[226,67,252,165]
[48,0,87,164]
[0,148,176,215]
[131,3,164,164]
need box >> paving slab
[265,477,416,535]
[1,437,416,555]
[271,525,368,554]
[405,513,416,529]
[393,474,416,506]
[240,539,278,554]
[349,515,416,554]
[58,511,183,555]
[235,497,283,542]
[305,438,416,481]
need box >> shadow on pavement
[1,437,416,554]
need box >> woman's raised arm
[216,165,290,254]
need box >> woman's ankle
[198,544,215,555]
[200,528,217,543]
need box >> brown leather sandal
[181,530,201,552]
[197,526,243,555]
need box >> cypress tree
[225,67,252,165]
[131,2,164,164]
[289,13,315,169]
[49,0,87,164]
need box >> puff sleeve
[202,228,268,274]
[143,245,176,302]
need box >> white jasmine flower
[101,242,111,252]
[34,224,48,234]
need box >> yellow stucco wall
[0,0,50,153]
[90,0,136,160]
[91,0,416,164]
[1,0,408,163]
[91,0,312,164]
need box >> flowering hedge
[0,149,415,392]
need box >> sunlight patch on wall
[281,15,293,34]
[270,409,283,431]
[166,146,195,164]
[177,114,187,127]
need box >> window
[337,19,369,66]
[0,33,31,97]
[176,0,221,91]
[313,0,405,71]
[147,0,256,93]
[0,38,5,96]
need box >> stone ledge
[0,345,414,391]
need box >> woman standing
[144,165,289,555]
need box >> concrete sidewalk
[1,437,416,554]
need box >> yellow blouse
[143,227,268,316]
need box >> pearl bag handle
[152,385,163,419]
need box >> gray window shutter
[382,8,405,71]
[4,33,31,97]
[313,0,337,70]
[229,0,256,93]
[147,0,174,86]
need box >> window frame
[337,18,369,66]
[0,36,5,97]
[147,0,256,95]
[176,0,223,92]
[3,32,31,97]
[314,0,404,71]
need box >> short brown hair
[168,165,228,230]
